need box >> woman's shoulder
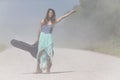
[40,19,45,24]
[40,19,46,26]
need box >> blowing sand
[0,47,120,80]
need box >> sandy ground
[0,47,120,80]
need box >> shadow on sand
[22,71,74,74]
[11,39,74,75]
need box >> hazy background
[0,0,120,57]
[55,0,120,49]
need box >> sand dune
[0,47,120,80]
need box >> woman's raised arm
[55,9,76,23]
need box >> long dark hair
[44,8,56,24]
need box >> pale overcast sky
[0,0,79,24]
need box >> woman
[35,8,76,73]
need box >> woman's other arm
[35,19,44,43]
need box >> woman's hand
[34,39,38,44]
[70,9,77,14]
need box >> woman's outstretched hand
[55,9,77,23]
[71,9,77,13]
[66,8,77,14]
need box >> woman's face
[48,10,54,18]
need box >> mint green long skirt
[37,32,54,69]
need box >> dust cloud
[53,0,120,50]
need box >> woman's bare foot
[34,68,42,74]
[47,64,51,73]
[34,64,42,74]
[46,69,50,73]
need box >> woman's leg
[35,49,44,73]
[47,56,52,73]
[35,59,42,73]
[46,50,54,73]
